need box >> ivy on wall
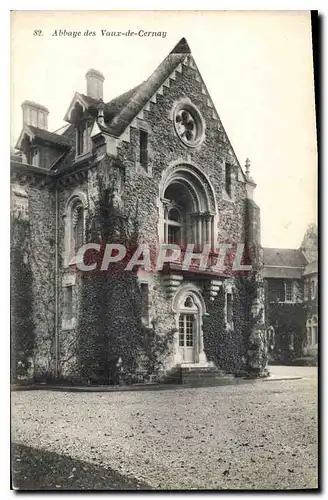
[11,216,35,380]
[76,176,174,384]
[267,302,306,363]
[203,275,265,375]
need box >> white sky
[10,10,317,248]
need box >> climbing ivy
[267,302,306,363]
[203,275,266,376]
[76,176,174,384]
[11,216,35,380]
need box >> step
[182,377,236,387]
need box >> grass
[11,443,152,491]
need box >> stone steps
[163,366,235,387]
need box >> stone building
[11,38,264,384]
[263,242,318,363]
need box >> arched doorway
[172,285,208,365]
[178,294,199,363]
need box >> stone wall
[11,175,56,379]
[114,60,248,248]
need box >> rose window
[173,102,205,147]
[175,110,196,142]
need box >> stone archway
[172,284,209,366]
[159,162,218,251]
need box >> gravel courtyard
[11,367,318,490]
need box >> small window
[285,281,293,302]
[226,292,233,326]
[141,283,149,324]
[304,281,309,301]
[311,279,317,300]
[139,130,148,168]
[63,286,73,321]
[225,163,232,198]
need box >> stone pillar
[191,214,197,247]
[205,214,212,247]
[197,215,202,249]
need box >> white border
[3,4,324,499]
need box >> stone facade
[263,245,318,363]
[11,38,265,382]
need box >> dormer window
[23,143,40,167]
[76,123,86,156]
[75,120,91,158]
[30,148,40,167]
[69,102,90,158]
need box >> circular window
[173,102,205,147]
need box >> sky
[10,10,317,248]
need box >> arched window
[72,203,84,253]
[159,163,217,254]
[64,194,86,266]
[164,205,183,245]
[70,102,90,157]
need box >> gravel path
[11,368,318,490]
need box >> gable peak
[170,37,191,54]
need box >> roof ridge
[108,52,186,136]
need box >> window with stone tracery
[173,101,205,147]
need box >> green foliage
[267,302,306,363]
[203,275,265,375]
[77,175,173,384]
[141,320,175,377]
[11,216,35,380]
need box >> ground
[11,366,318,491]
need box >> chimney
[22,100,49,130]
[85,69,105,100]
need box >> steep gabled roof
[106,49,187,137]
[55,37,246,177]
[28,126,71,148]
[263,248,308,268]
[105,84,142,121]
[63,38,190,138]
[15,124,71,150]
